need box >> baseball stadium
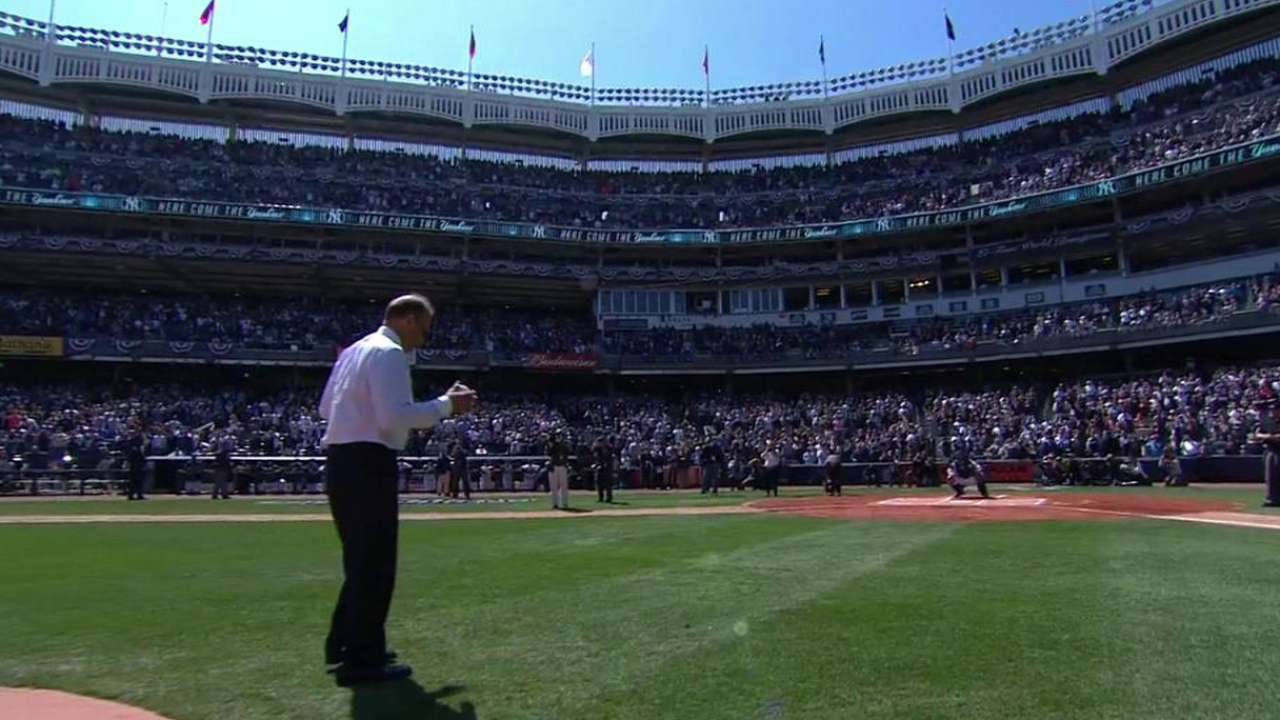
[4,0,1280,717]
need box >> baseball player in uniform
[824,448,843,496]
[761,444,781,497]
[1252,399,1280,508]
[548,434,571,510]
[947,457,991,499]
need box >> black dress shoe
[334,662,413,687]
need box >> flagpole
[341,9,350,78]
[820,35,828,101]
[158,1,168,56]
[590,41,596,106]
[467,25,474,91]
[945,8,954,76]
[704,45,710,108]
[45,0,55,43]
[205,3,215,64]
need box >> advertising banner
[0,335,64,357]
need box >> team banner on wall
[0,335,64,357]
[2,135,1278,245]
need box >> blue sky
[10,0,1098,89]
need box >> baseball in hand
[447,382,478,415]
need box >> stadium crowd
[4,363,1278,487]
[1,59,1278,229]
[0,276,1263,362]
[607,278,1261,359]
[893,279,1256,354]
[0,292,597,354]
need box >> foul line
[1160,512,1280,531]
[1055,505,1280,531]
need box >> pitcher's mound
[0,688,173,720]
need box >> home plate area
[874,496,1047,508]
[753,492,1245,523]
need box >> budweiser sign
[526,353,599,371]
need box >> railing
[765,455,1259,486]
[0,467,124,496]
[0,0,1273,139]
[3,453,1260,497]
[2,307,1273,372]
[46,338,561,370]
[0,455,560,496]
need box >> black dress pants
[325,442,399,667]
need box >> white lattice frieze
[0,0,1275,141]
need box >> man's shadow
[350,679,478,720]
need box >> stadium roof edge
[0,0,1278,160]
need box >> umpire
[124,430,147,501]
[593,436,616,503]
[1254,398,1280,508]
[318,294,476,687]
[212,434,234,500]
[701,441,725,495]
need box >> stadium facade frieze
[2,134,1278,247]
[1,0,1277,143]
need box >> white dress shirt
[319,326,452,451]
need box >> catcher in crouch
[947,457,992,499]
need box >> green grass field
[2,486,1279,720]
[0,489,768,515]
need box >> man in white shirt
[318,294,476,687]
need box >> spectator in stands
[1,56,1278,229]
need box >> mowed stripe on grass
[0,490,779,516]
[2,514,1280,719]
